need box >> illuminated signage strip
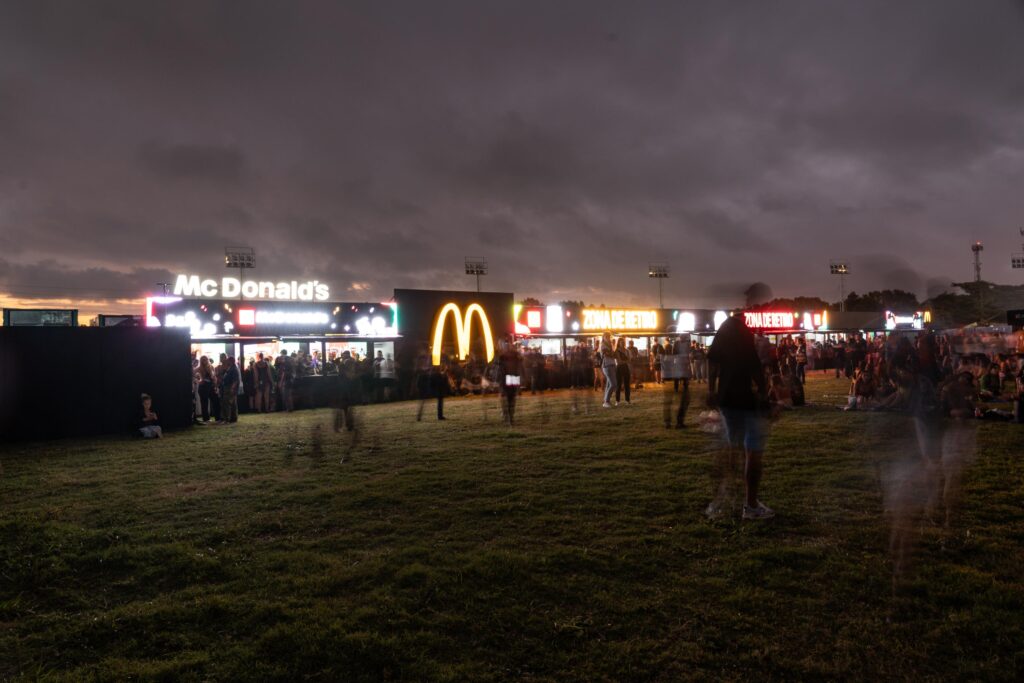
[743,311,795,330]
[253,311,329,325]
[582,309,658,331]
[173,274,329,301]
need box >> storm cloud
[1,0,1023,315]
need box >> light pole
[465,257,487,292]
[971,241,984,322]
[648,263,669,308]
[1011,228,1024,272]
[829,261,849,312]
[156,282,171,295]
[225,247,255,300]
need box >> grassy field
[2,376,1023,681]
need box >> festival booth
[817,310,931,339]
[512,305,728,351]
[2,308,79,327]
[146,274,400,408]
[391,288,514,393]
[509,305,730,387]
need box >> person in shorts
[707,316,774,520]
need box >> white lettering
[582,309,658,331]
[173,274,202,297]
[170,274,332,301]
[221,277,240,298]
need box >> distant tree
[926,281,1024,327]
[558,300,586,308]
[518,297,543,306]
[750,296,830,312]
[843,289,920,312]
[744,282,773,307]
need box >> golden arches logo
[431,303,495,366]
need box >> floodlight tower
[971,241,984,322]
[1012,228,1024,273]
[648,262,669,308]
[465,257,488,292]
[225,247,255,300]
[829,261,849,312]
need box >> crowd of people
[187,348,399,425]
[828,333,1024,420]
[135,323,1021,534]
[178,330,1023,428]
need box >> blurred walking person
[706,316,774,520]
[255,353,272,412]
[197,355,215,423]
[614,338,632,405]
[416,346,447,421]
[663,335,692,428]
[498,339,523,425]
[334,351,359,449]
[276,350,295,412]
[600,333,617,408]
[217,356,240,424]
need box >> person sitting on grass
[941,371,979,419]
[769,372,792,409]
[845,364,877,410]
[138,393,162,439]
[979,364,1003,401]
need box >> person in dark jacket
[217,357,240,424]
[498,339,524,425]
[707,316,774,520]
[334,352,358,433]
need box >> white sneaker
[742,501,775,520]
[704,502,724,520]
[602,402,612,408]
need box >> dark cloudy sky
[2,0,1024,315]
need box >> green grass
[2,376,1023,681]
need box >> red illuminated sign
[743,311,795,330]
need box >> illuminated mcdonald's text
[431,303,495,366]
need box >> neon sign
[431,303,495,365]
[885,311,926,331]
[172,274,329,301]
[546,305,564,333]
[743,311,795,330]
[582,309,658,331]
[236,310,331,326]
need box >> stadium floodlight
[225,247,255,300]
[829,261,849,312]
[465,257,488,292]
[225,247,255,269]
[648,262,669,308]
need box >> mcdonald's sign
[431,302,496,366]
